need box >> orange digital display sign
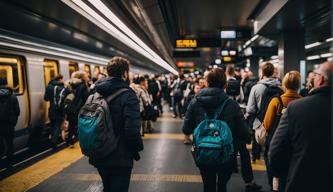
[176,40,197,48]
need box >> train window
[69,62,79,77]
[0,56,24,95]
[43,59,59,86]
[84,64,91,79]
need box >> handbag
[254,118,267,146]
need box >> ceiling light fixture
[306,55,320,60]
[305,42,321,49]
[66,0,178,74]
[320,53,333,58]
[325,38,333,42]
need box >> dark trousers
[173,97,183,117]
[252,136,261,160]
[234,141,254,183]
[264,137,273,186]
[199,162,233,192]
[67,115,78,145]
[50,118,63,144]
[1,126,14,165]
[97,166,132,192]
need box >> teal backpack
[192,98,234,166]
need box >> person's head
[97,73,107,80]
[235,67,241,77]
[261,62,274,78]
[139,76,148,89]
[194,83,202,95]
[205,68,227,88]
[198,78,206,88]
[226,65,235,77]
[179,74,184,80]
[54,74,63,83]
[71,71,88,82]
[313,61,333,88]
[273,67,280,79]
[305,71,315,89]
[282,71,301,92]
[106,56,130,82]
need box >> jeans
[199,161,233,192]
[1,126,14,165]
[234,140,254,183]
[50,118,63,144]
[173,97,183,117]
[97,166,132,192]
[251,136,261,160]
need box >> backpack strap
[213,98,230,120]
[276,96,284,114]
[106,88,128,103]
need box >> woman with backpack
[263,71,302,192]
[65,71,89,147]
[182,68,250,192]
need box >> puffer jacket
[183,87,250,145]
[89,77,143,168]
[0,87,20,128]
[65,78,89,119]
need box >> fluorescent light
[305,42,321,49]
[68,0,178,74]
[325,38,333,42]
[320,53,333,58]
[250,35,259,42]
[215,59,221,64]
[306,55,320,60]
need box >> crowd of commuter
[0,55,331,192]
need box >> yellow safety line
[52,173,203,183]
[0,143,83,192]
[143,133,185,140]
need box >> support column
[249,57,259,77]
[278,31,305,76]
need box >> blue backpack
[192,98,234,166]
[78,88,128,159]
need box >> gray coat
[269,86,332,192]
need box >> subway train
[0,33,147,157]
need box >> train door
[43,59,59,124]
[69,62,78,77]
[0,55,29,131]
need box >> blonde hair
[282,71,301,91]
[71,71,86,80]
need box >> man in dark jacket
[183,68,260,192]
[269,61,332,192]
[90,56,143,192]
[0,78,20,167]
[44,74,66,147]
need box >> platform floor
[0,111,270,192]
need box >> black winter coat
[44,80,65,120]
[0,87,20,129]
[89,77,144,168]
[67,79,89,121]
[183,87,250,144]
[269,86,332,192]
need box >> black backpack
[226,78,241,96]
[257,84,283,122]
[53,85,67,111]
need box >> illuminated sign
[177,61,195,68]
[176,40,197,48]
[223,56,232,62]
[221,50,237,56]
[220,31,236,39]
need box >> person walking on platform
[183,68,261,192]
[171,74,187,118]
[0,78,20,168]
[65,71,89,147]
[44,74,66,148]
[89,56,143,192]
[269,61,333,192]
[262,71,302,191]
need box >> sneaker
[245,182,262,192]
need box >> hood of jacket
[0,87,13,98]
[196,87,229,109]
[95,77,130,96]
[258,77,281,87]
